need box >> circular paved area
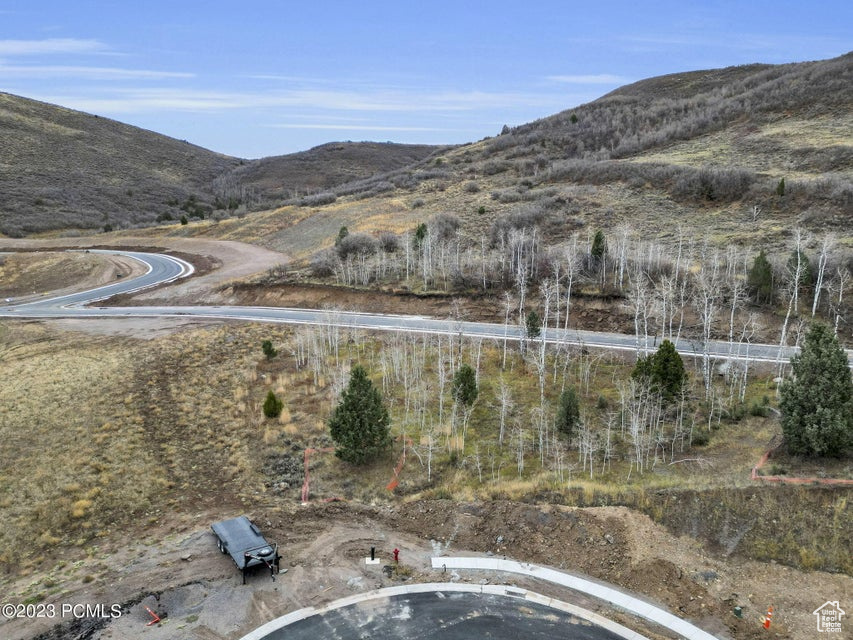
[252,591,623,640]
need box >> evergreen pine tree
[452,364,478,407]
[555,387,580,443]
[591,230,606,261]
[261,340,277,360]
[632,339,687,403]
[526,310,541,338]
[263,390,283,418]
[335,226,349,247]
[779,323,853,457]
[747,250,774,304]
[413,223,428,250]
[328,365,391,464]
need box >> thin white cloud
[0,65,194,80]
[247,74,330,83]
[546,74,628,84]
[31,87,559,114]
[0,38,108,56]
[266,123,457,132]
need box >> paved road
[436,558,716,640]
[247,591,626,640]
[2,250,850,367]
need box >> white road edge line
[431,557,720,640]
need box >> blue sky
[1,1,850,158]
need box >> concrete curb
[236,582,648,640]
[432,557,720,640]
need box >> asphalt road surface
[256,591,623,640]
[2,250,851,367]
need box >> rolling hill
[0,92,240,236]
[0,93,441,236]
[1,52,850,246]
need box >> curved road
[246,590,629,640]
[1,250,850,367]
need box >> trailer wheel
[218,539,227,554]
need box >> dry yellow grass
[631,112,853,180]
[0,321,313,566]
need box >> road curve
[238,583,645,640]
[1,250,850,367]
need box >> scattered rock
[694,570,719,583]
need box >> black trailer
[211,516,281,584]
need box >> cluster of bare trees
[284,315,717,487]
[294,214,851,486]
[311,212,849,364]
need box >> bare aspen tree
[472,338,483,386]
[576,348,603,395]
[529,227,540,282]
[421,228,432,287]
[531,405,549,465]
[812,234,835,316]
[511,418,527,477]
[421,422,437,482]
[726,269,746,360]
[563,236,581,331]
[497,378,513,446]
[724,244,741,284]
[479,234,488,290]
[693,251,722,399]
[577,417,598,479]
[436,335,447,424]
[620,379,657,477]
[550,249,562,331]
[470,443,484,483]
[404,230,412,282]
[790,228,806,312]
[513,231,529,323]
[501,291,513,369]
[601,413,616,473]
[538,279,556,401]
[654,268,680,343]
[672,232,693,343]
[829,266,850,335]
[627,265,652,354]
[551,437,568,484]
[737,313,759,402]
[777,232,808,375]
[750,204,761,223]
[324,307,342,367]
[614,223,631,290]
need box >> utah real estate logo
[813,601,845,633]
